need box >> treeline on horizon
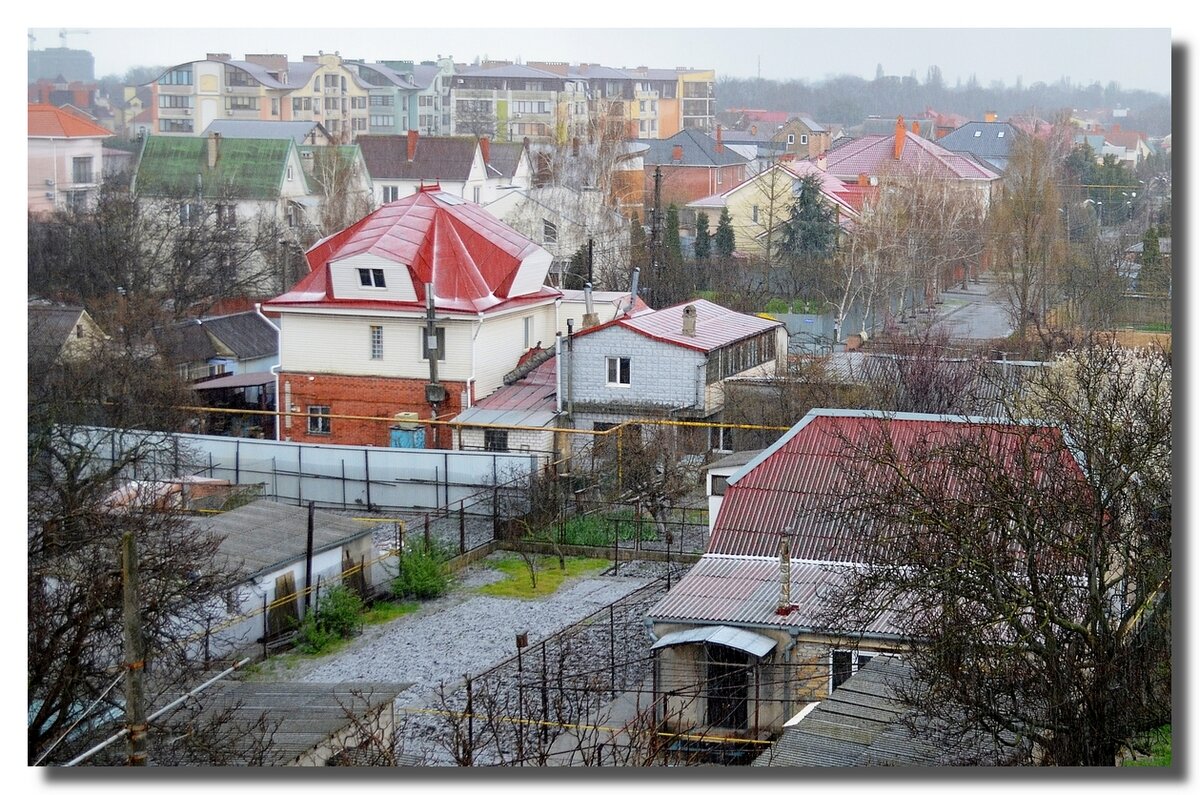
[716,67,1172,136]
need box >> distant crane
[59,28,89,47]
[28,32,36,49]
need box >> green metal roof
[134,136,297,200]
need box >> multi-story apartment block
[347,57,456,137]
[146,52,372,142]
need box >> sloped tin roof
[265,188,558,315]
[572,298,781,354]
[824,131,999,182]
[709,409,1080,560]
[134,136,294,200]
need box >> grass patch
[363,599,420,625]
[533,512,658,547]
[1123,725,1171,766]
[477,555,610,598]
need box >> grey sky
[26,25,1172,95]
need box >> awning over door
[650,625,777,659]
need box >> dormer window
[358,268,386,288]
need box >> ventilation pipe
[776,535,796,615]
[582,282,598,328]
[681,304,697,337]
[624,267,640,316]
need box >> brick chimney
[894,115,906,160]
[672,144,683,162]
[479,136,490,164]
[246,54,288,72]
[715,124,723,153]
[407,129,418,162]
[207,132,220,169]
[984,110,998,123]
[857,172,869,187]
[681,304,697,337]
[911,120,920,135]
[750,124,757,136]
[206,53,232,62]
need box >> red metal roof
[571,298,781,353]
[709,409,1083,561]
[28,103,113,138]
[264,189,559,315]
[475,357,556,411]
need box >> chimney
[775,536,794,615]
[206,53,232,62]
[681,304,697,337]
[817,153,827,171]
[479,136,490,164]
[671,144,683,162]
[625,267,640,315]
[715,124,723,153]
[984,110,998,123]
[207,132,220,169]
[750,124,758,136]
[857,172,869,187]
[1112,122,1121,133]
[407,129,418,162]
[582,283,599,328]
[894,115,906,160]
[911,120,920,135]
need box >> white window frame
[524,316,534,348]
[370,324,383,360]
[786,133,795,145]
[358,268,387,288]
[800,134,808,145]
[606,356,631,387]
[382,185,400,202]
[307,405,332,435]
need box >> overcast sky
[24,10,1174,96]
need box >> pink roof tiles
[265,188,559,315]
[572,298,781,354]
[824,128,1000,183]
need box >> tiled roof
[937,122,1018,162]
[824,130,999,182]
[265,188,558,315]
[709,409,1080,560]
[133,136,295,200]
[641,128,750,167]
[572,298,781,354]
[485,142,527,179]
[647,554,905,637]
[358,134,478,182]
[197,311,279,359]
[28,103,113,138]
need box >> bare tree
[820,338,1171,765]
[306,146,375,238]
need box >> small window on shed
[710,474,729,496]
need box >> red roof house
[28,103,113,215]
[263,188,563,447]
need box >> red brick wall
[645,163,747,212]
[279,371,471,448]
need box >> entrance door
[706,644,749,730]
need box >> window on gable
[370,325,383,360]
[606,356,631,386]
[382,185,399,202]
[358,268,386,288]
[787,133,795,145]
[216,203,237,227]
[752,205,760,223]
[800,134,808,145]
[307,405,331,435]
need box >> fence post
[609,603,616,698]
[364,450,373,512]
[459,505,466,555]
[261,593,268,660]
[424,515,431,548]
[465,674,474,767]
[540,639,550,744]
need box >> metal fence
[72,426,546,512]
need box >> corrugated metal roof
[264,188,560,315]
[192,370,276,390]
[200,311,279,359]
[647,554,904,636]
[134,136,295,200]
[710,409,1079,561]
[651,625,777,658]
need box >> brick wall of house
[279,371,471,448]
[645,163,747,213]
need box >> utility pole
[424,283,446,448]
[121,532,147,766]
[587,236,594,286]
[650,166,663,275]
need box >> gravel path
[266,554,654,710]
